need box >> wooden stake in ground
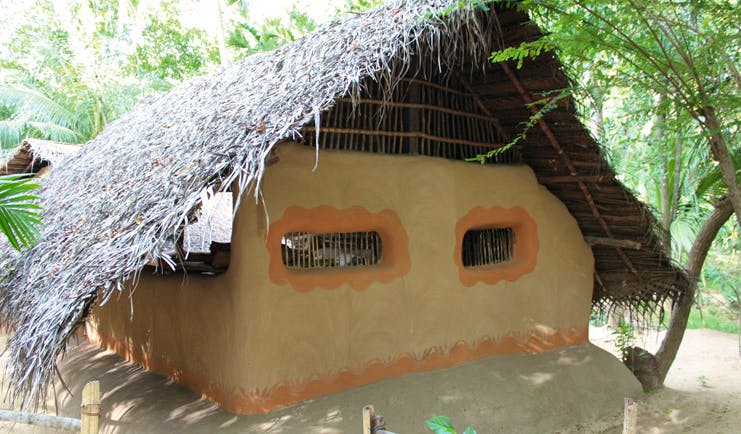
[362,404,375,434]
[622,397,637,434]
[81,380,101,434]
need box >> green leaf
[490,38,555,69]
[0,174,42,249]
[462,428,477,434]
[426,416,456,434]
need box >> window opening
[183,192,233,254]
[151,191,233,275]
[461,227,515,267]
[281,231,382,269]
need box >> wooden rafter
[303,126,505,150]
[499,61,644,283]
[400,75,512,142]
[336,98,495,122]
[585,236,642,250]
[594,270,609,297]
[538,175,611,183]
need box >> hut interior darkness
[0,0,687,415]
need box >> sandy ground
[0,328,738,433]
[577,327,741,434]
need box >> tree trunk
[653,103,672,253]
[671,127,682,224]
[626,197,734,390]
[701,107,741,230]
[655,197,734,382]
[660,171,671,254]
[216,0,231,65]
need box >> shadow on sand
[49,339,641,433]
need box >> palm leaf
[0,86,80,131]
[695,149,741,199]
[0,120,24,149]
[0,174,42,250]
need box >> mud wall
[88,143,594,414]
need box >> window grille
[281,231,382,269]
[461,227,515,267]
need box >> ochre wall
[88,143,594,414]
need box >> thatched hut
[0,138,80,177]
[1,0,687,416]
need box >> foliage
[426,416,477,434]
[227,5,316,57]
[0,0,221,150]
[521,0,740,227]
[344,0,385,13]
[0,84,85,147]
[468,88,570,164]
[0,175,42,250]
[129,13,218,82]
[489,38,555,69]
[687,306,739,334]
[612,317,636,361]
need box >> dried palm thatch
[0,0,687,409]
[0,138,80,176]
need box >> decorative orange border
[454,206,539,286]
[267,206,411,291]
[86,323,587,415]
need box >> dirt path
[0,328,739,433]
[579,327,741,433]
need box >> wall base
[58,338,641,432]
[86,323,588,414]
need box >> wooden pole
[0,410,80,431]
[362,404,375,434]
[81,380,101,434]
[622,397,637,434]
[584,236,642,250]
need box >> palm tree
[0,84,86,149]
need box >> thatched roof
[0,138,80,176]
[0,0,688,408]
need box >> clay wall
[88,143,593,413]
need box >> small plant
[697,375,710,387]
[425,416,476,434]
[612,317,636,361]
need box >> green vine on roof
[467,87,571,164]
[489,38,556,69]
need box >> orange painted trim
[454,206,539,286]
[267,206,411,291]
[87,323,587,415]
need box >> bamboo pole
[0,410,80,431]
[81,380,101,434]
